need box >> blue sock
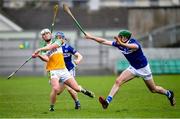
[106,96,113,104]
[75,100,80,104]
[166,90,171,98]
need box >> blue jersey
[62,43,77,71]
[112,38,148,69]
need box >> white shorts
[69,68,76,77]
[49,68,72,83]
[127,64,152,80]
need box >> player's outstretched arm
[35,43,59,54]
[85,32,112,46]
[32,43,59,62]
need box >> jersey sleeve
[129,39,140,49]
[68,45,77,55]
[112,41,118,47]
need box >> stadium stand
[2,7,127,30]
[0,13,22,31]
[115,59,180,74]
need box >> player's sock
[106,96,113,104]
[165,90,171,98]
[75,100,80,103]
[75,100,81,109]
[79,86,86,93]
[49,104,55,111]
[79,85,86,93]
[79,86,95,98]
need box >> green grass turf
[0,75,179,118]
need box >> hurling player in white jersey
[32,29,94,111]
[55,31,83,109]
[85,30,176,109]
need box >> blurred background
[0,0,180,76]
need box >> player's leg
[61,68,95,98]
[144,78,176,106]
[66,68,81,109]
[49,78,65,111]
[136,64,176,106]
[49,69,66,111]
[65,85,80,109]
[64,77,95,98]
[99,68,135,109]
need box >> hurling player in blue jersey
[55,31,83,109]
[85,30,176,109]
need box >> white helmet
[40,28,51,35]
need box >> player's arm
[114,36,138,50]
[85,33,113,46]
[34,40,62,54]
[37,54,49,62]
[32,53,49,62]
[34,43,59,54]
[74,52,83,65]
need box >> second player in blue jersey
[55,31,84,109]
[85,29,176,109]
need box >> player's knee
[115,79,122,86]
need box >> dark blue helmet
[55,31,65,39]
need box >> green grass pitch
[0,75,179,118]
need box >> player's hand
[74,60,80,65]
[84,32,94,39]
[114,36,121,44]
[32,53,38,58]
[114,36,124,45]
